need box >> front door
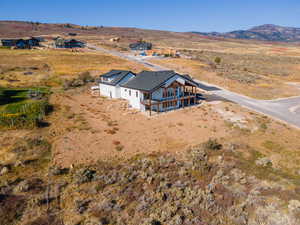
[110,91,112,98]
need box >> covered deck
[141,82,200,116]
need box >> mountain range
[192,24,300,42]
[0,21,300,43]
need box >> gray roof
[122,70,195,92]
[181,74,199,86]
[100,70,134,86]
[129,42,152,50]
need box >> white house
[99,70,136,98]
[99,70,199,115]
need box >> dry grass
[0,48,147,87]
[150,57,300,99]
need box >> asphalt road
[88,44,300,129]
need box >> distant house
[129,41,152,51]
[17,38,41,49]
[32,36,45,42]
[1,39,17,47]
[1,37,41,49]
[98,70,199,115]
[68,33,77,36]
[28,37,41,47]
[64,39,85,48]
[16,39,28,49]
[110,37,120,42]
[55,38,85,48]
[54,37,65,48]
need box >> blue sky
[1,0,300,32]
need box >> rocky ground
[1,135,300,225]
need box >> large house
[99,70,199,115]
[54,38,85,48]
[129,41,152,51]
[1,37,41,49]
[1,39,17,47]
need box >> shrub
[27,137,51,151]
[0,46,10,49]
[115,145,124,151]
[203,138,222,151]
[214,57,221,64]
[63,72,94,90]
[260,122,268,131]
[0,100,52,129]
[42,63,51,72]
[78,71,94,83]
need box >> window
[129,90,131,96]
[163,88,177,98]
[125,89,127,92]
[136,91,138,98]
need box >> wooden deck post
[149,92,152,116]
[183,85,186,108]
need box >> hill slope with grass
[193,24,300,42]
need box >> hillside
[0,20,201,42]
[193,24,300,42]
[0,20,289,46]
[2,21,300,44]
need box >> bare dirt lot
[48,87,300,175]
[50,88,228,166]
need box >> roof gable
[129,42,152,50]
[100,70,135,86]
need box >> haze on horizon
[0,0,300,32]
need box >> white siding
[120,87,144,111]
[99,73,135,99]
[99,83,117,98]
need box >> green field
[0,87,51,129]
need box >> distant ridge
[1,20,299,43]
[192,24,300,42]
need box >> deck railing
[141,94,197,105]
